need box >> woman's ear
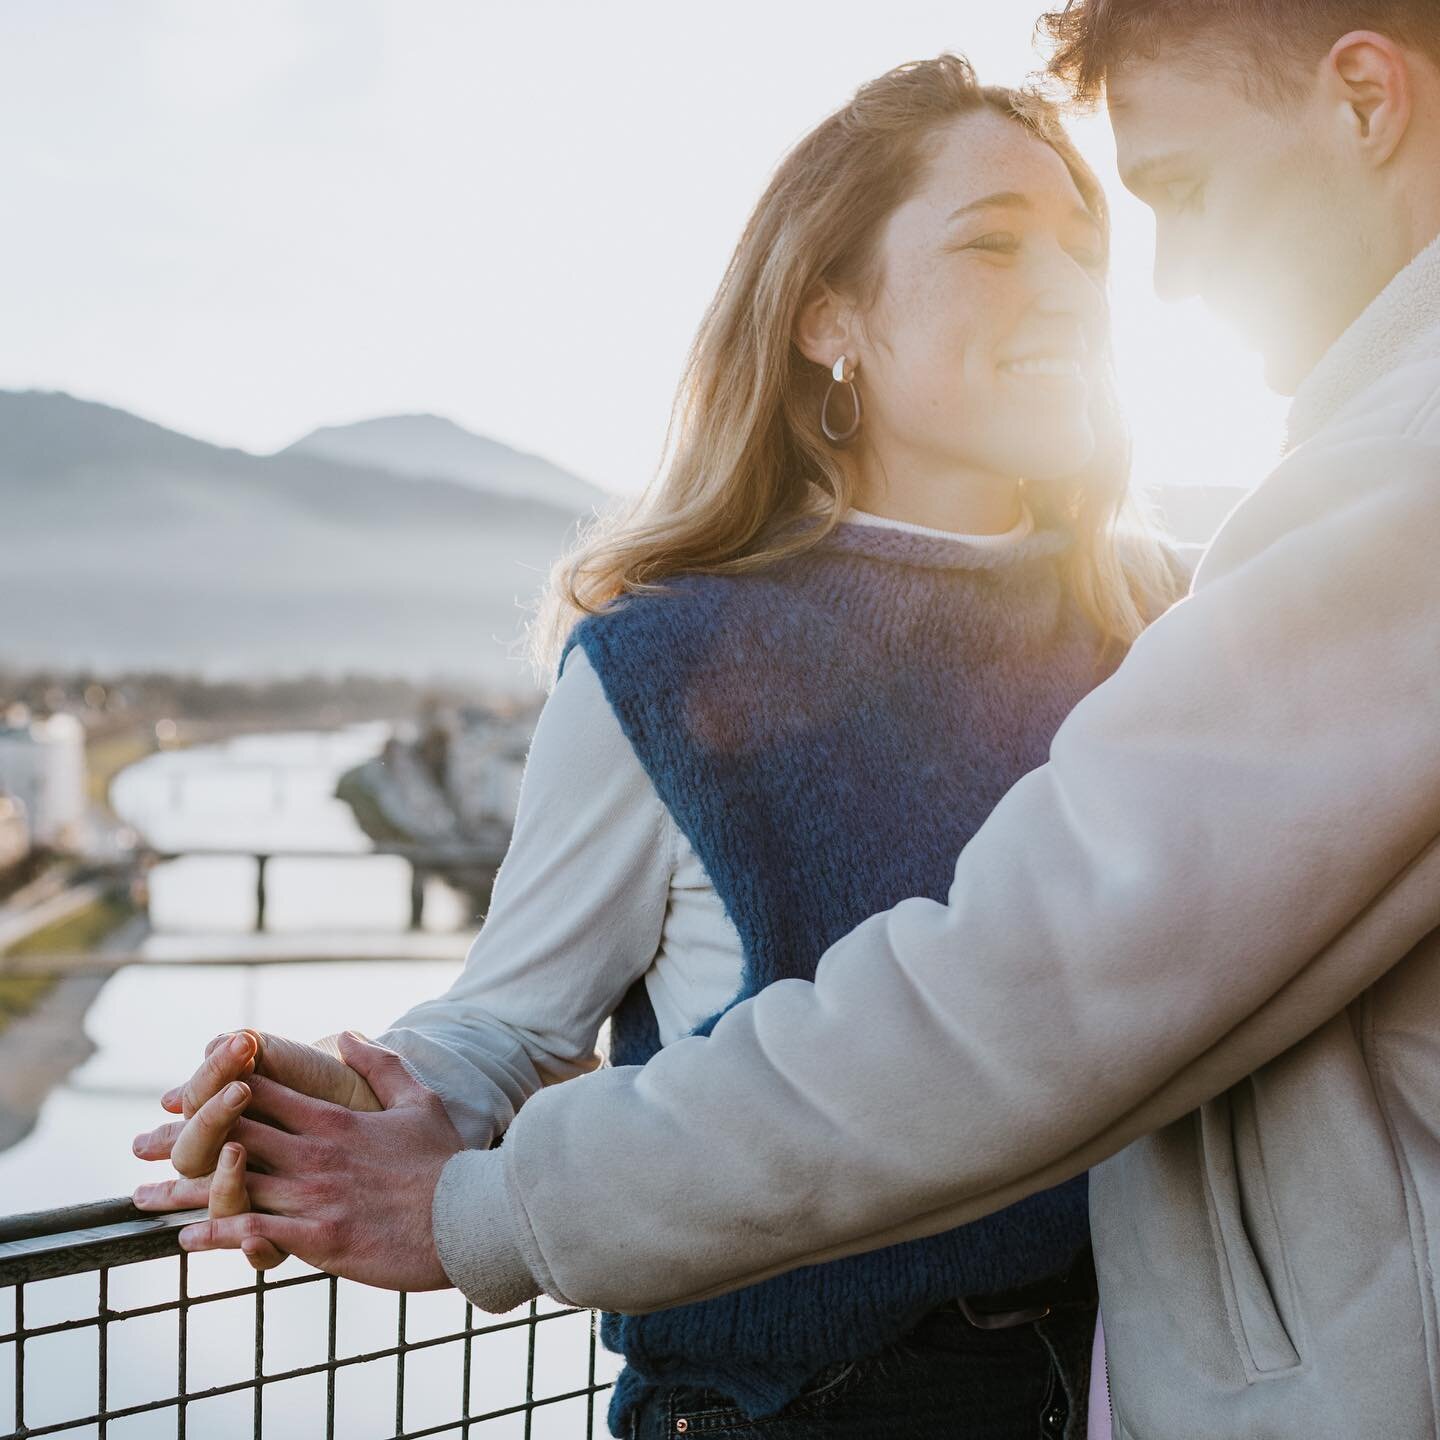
[794,284,857,371]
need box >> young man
[136,4,1440,1435]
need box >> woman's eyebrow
[947,191,1030,222]
[946,191,1099,230]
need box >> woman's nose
[1029,244,1109,327]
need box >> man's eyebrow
[946,191,1099,229]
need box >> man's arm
[433,436,1440,1316]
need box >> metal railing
[1,1199,616,1439]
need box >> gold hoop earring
[821,355,862,445]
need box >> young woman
[142,53,1179,1440]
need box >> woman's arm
[135,645,675,1182]
[372,646,673,1147]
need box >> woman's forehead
[919,111,1089,213]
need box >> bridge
[135,840,507,934]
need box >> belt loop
[956,1295,1054,1329]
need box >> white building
[0,793,29,870]
[0,710,88,849]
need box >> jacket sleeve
[376,646,671,1149]
[433,436,1440,1316]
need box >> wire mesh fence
[1,1198,618,1439]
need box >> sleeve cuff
[377,1027,508,1151]
[431,1147,549,1314]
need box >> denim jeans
[623,1280,1098,1440]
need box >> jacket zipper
[1106,1343,1115,1432]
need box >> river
[0,726,617,1439]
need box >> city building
[0,709,87,850]
[0,793,29,871]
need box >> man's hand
[132,1028,385,1270]
[150,1033,464,1292]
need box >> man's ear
[1324,30,1412,163]
[794,284,858,372]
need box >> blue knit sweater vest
[562,518,1123,1435]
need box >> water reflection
[2,724,480,1208]
[2,725,621,1437]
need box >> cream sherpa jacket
[428,235,1440,1439]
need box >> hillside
[0,391,594,688]
[284,413,607,512]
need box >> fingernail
[225,1082,248,1105]
[223,1143,241,1164]
[133,1184,154,1203]
[132,1135,147,1156]
[230,1034,251,1057]
[178,1226,199,1250]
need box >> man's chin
[1259,343,1311,399]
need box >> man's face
[1108,57,1404,394]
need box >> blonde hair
[531,53,1176,682]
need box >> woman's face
[855,110,1111,485]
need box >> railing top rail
[140,843,505,862]
[0,1197,201,1286]
[0,947,471,978]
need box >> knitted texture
[563,519,1123,1435]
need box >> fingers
[133,1149,295,1272]
[244,1074,346,1134]
[133,1163,303,1216]
[130,1173,212,1211]
[228,1114,315,1174]
[129,1143,257,1216]
[208,1141,249,1217]
[132,1119,185,1163]
[169,1080,253,1177]
[259,1034,382,1113]
[162,1031,381,1118]
[178,1211,325,1265]
[335,1031,422,1110]
[162,1031,257,1118]
[210,1141,287,1272]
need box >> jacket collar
[1287,230,1440,452]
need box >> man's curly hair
[1040,0,1440,106]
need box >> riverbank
[0,886,136,1037]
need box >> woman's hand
[132,1027,384,1271]
[133,1029,382,1176]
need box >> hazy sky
[0,0,1289,496]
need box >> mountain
[283,413,607,512]
[0,390,596,689]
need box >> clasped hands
[130,1029,465,1292]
